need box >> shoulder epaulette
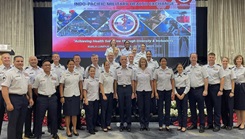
[216,64,221,67]
[116,67,120,69]
[25,67,29,70]
[128,67,132,69]
[229,66,235,70]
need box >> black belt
[118,85,131,88]
[208,83,220,87]
[38,93,56,98]
[9,94,26,97]
[191,86,204,90]
[176,87,185,90]
[235,83,245,85]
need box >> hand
[6,103,14,111]
[84,99,88,105]
[217,91,223,96]
[103,95,107,100]
[229,92,234,97]
[151,92,154,98]
[131,93,136,99]
[171,93,175,100]
[60,98,65,104]
[113,93,118,99]
[179,94,185,100]
[80,95,83,100]
[155,92,159,99]
[203,90,208,96]
[29,98,34,106]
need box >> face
[89,67,96,77]
[141,44,146,52]
[104,62,110,71]
[108,54,114,62]
[1,53,11,66]
[160,58,167,67]
[110,39,117,47]
[236,56,243,65]
[128,54,134,62]
[42,61,51,72]
[52,54,60,63]
[29,56,38,67]
[124,41,130,49]
[190,53,197,64]
[91,55,98,64]
[132,48,137,54]
[73,56,81,65]
[14,57,24,70]
[140,59,147,68]
[114,49,119,55]
[208,55,216,64]
[120,56,127,66]
[177,64,183,73]
[67,61,75,71]
[146,51,152,60]
[222,58,228,67]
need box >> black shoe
[221,125,227,129]
[52,134,59,139]
[89,130,95,134]
[58,125,64,130]
[36,136,41,139]
[42,131,45,134]
[107,126,112,130]
[93,128,98,132]
[103,128,108,132]
[73,131,79,136]
[165,126,171,132]
[177,127,182,131]
[199,126,205,133]
[159,127,163,131]
[24,133,35,138]
[213,126,220,132]
[187,125,197,130]
[140,127,144,131]
[234,124,241,128]
[77,126,85,130]
[145,127,150,131]
[226,126,232,130]
[127,127,131,132]
[119,127,123,132]
[205,125,214,129]
[66,132,72,137]
[239,127,245,130]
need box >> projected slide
[53,0,196,58]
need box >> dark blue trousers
[221,90,234,127]
[35,95,57,137]
[7,94,28,139]
[150,97,157,115]
[24,91,37,136]
[100,93,113,129]
[131,98,138,115]
[188,86,205,126]
[85,100,99,131]
[0,92,5,135]
[157,90,171,127]
[117,85,132,128]
[175,88,188,127]
[205,84,221,127]
[137,91,151,128]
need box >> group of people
[0,39,244,139]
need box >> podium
[0,44,15,65]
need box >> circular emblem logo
[109,11,139,36]
[176,0,192,4]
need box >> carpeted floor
[1,121,245,139]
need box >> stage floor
[1,122,245,139]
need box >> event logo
[176,0,192,4]
[109,11,139,37]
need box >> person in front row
[174,63,190,132]
[154,57,175,131]
[134,57,154,131]
[2,55,34,139]
[185,53,208,133]
[33,60,59,139]
[83,66,100,134]
[60,60,83,137]
[99,61,115,132]
[114,55,135,132]
[221,57,235,130]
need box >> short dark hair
[189,53,198,58]
[73,54,81,59]
[66,59,75,65]
[233,55,244,65]
[208,52,216,56]
[176,63,183,68]
[42,59,51,65]
[13,55,24,61]
[146,50,152,54]
[124,40,130,44]
[159,57,167,63]
[88,66,96,72]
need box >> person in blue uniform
[233,55,245,130]
[174,63,190,132]
[153,57,175,131]
[2,55,34,139]
[134,57,154,131]
[60,60,83,137]
[221,57,235,130]
[114,55,135,132]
